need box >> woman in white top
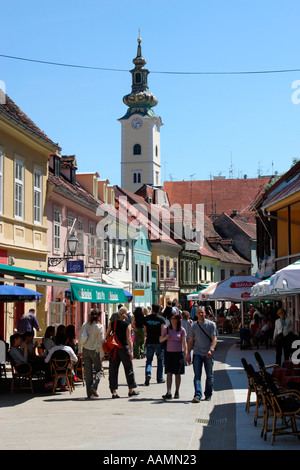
[79,309,104,399]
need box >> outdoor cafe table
[272,361,300,387]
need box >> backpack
[102,321,123,361]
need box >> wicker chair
[263,372,300,444]
[8,353,33,394]
[50,350,75,394]
[241,358,263,426]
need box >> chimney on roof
[244,174,247,179]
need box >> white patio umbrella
[187,285,209,301]
[251,278,273,299]
[269,259,300,295]
[198,274,261,325]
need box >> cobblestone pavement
[0,336,299,451]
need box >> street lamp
[67,233,79,256]
[116,247,125,269]
[103,247,125,274]
[48,232,80,267]
[169,267,176,280]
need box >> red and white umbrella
[199,275,259,302]
[198,275,261,325]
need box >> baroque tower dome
[121,35,158,119]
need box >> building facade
[0,94,60,339]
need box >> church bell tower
[119,34,163,193]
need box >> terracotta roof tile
[0,94,60,149]
[48,173,99,209]
[163,178,270,223]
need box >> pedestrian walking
[160,311,187,399]
[132,306,146,359]
[15,308,41,334]
[181,310,193,364]
[273,308,295,366]
[106,307,139,398]
[144,303,166,386]
[186,306,217,402]
[190,302,198,322]
[79,309,104,399]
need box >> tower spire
[121,34,158,119]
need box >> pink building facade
[46,154,105,337]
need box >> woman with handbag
[78,309,104,399]
[159,311,187,400]
[105,307,139,399]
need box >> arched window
[133,144,141,155]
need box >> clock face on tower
[131,118,143,129]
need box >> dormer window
[54,156,60,177]
[133,144,141,155]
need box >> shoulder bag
[197,322,217,351]
[79,322,89,346]
[103,320,123,361]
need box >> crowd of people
[5,298,295,399]
[4,301,218,402]
[97,300,217,402]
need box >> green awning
[70,282,127,304]
[0,263,69,282]
[0,263,127,304]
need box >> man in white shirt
[45,343,78,364]
[273,309,295,365]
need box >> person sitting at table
[66,324,78,354]
[55,324,66,341]
[9,333,28,365]
[45,333,78,392]
[9,333,52,389]
[42,326,56,353]
[250,314,261,348]
[45,333,78,364]
[21,331,39,358]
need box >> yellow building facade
[0,95,60,340]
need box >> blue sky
[0,0,299,185]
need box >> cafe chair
[50,350,75,394]
[74,356,85,385]
[8,353,34,394]
[263,372,300,444]
[254,351,279,377]
[241,358,263,426]
[245,362,276,440]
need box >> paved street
[1,336,300,452]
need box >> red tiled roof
[115,186,180,246]
[0,94,60,149]
[116,185,251,266]
[201,215,251,265]
[48,173,99,209]
[218,212,257,239]
[163,178,270,223]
